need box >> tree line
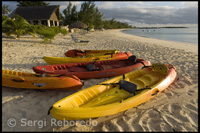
[3,1,133,29]
[61,1,133,29]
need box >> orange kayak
[2,70,83,90]
[43,52,132,65]
[33,55,151,79]
[65,49,120,57]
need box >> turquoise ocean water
[121,27,198,44]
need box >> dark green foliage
[102,18,132,29]
[78,1,96,28]
[2,14,33,38]
[36,27,57,43]
[60,29,68,36]
[2,4,11,15]
[51,26,61,34]
[62,2,78,26]
[2,13,65,43]
[2,13,9,22]
[93,7,104,29]
[59,12,65,25]
[17,1,49,6]
[62,1,132,29]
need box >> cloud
[3,1,198,26]
[2,1,83,14]
[48,1,82,11]
[181,1,198,7]
[98,2,198,26]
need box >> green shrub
[2,14,8,22]
[50,26,61,34]
[60,29,68,36]
[36,25,48,31]
[2,14,32,38]
[36,28,57,43]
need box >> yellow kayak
[43,52,132,64]
[64,49,120,57]
[48,63,177,120]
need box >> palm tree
[2,4,10,15]
[2,13,9,22]
[2,14,33,38]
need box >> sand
[2,29,198,132]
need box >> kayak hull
[33,58,151,79]
[2,70,83,90]
[43,52,132,65]
[65,49,120,57]
[49,64,177,120]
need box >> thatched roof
[9,5,60,20]
[69,21,88,29]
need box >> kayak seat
[125,55,137,66]
[86,63,104,71]
[119,80,137,94]
[128,55,137,63]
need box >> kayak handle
[12,78,25,82]
[151,90,159,96]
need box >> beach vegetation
[36,27,58,43]
[60,29,68,36]
[93,7,104,29]
[2,14,34,38]
[25,25,38,38]
[2,13,9,22]
[102,18,132,29]
[50,26,62,34]
[2,4,11,15]
[78,1,96,28]
[62,1,132,30]
[62,2,78,26]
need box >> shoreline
[120,30,198,45]
[2,29,198,132]
[119,28,198,49]
[115,29,197,54]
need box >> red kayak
[33,55,151,80]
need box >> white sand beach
[2,29,198,132]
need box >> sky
[2,1,198,27]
